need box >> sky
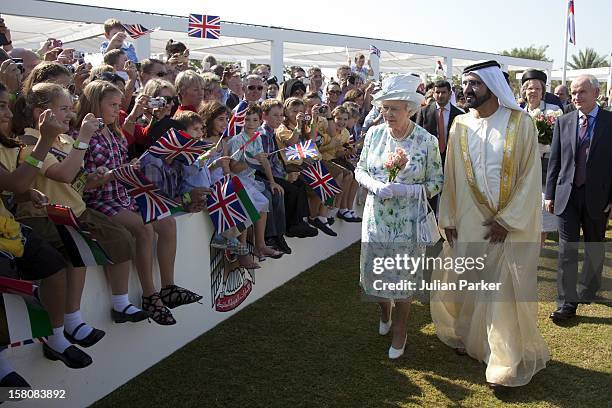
[60,0,611,70]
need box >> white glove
[377,184,394,200]
[389,183,421,198]
[355,170,386,195]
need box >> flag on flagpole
[121,24,158,39]
[300,161,342,203]
[188,14,221,39]
[146,128,212,165]
[112,165,182,224]
[369,45,381,58]
[0,277,52,348]
[284,140,320,162]
[223,101,248,138]
[567,0,576,45]
[46,204,113,267]
[206,176,250,233]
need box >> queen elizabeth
[355,74,444,359]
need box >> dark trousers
[274,177,310,229]
[256,176,286,239]
[556,186,607,306]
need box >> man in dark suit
[415,80,463,163]
[415,80,463,211]
[545,74,612,322]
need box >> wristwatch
[73,140,89,150]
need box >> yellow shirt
[0,146,19,219]
[16,128,87,218]
[319,127,349,161]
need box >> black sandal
[64,323,106,348]
[159,285,203,309]
[142,293,176,325]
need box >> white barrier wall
[5,211,361,408]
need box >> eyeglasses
[328,90,342,95]
[247,85,264,91]
[461,79,484,90]
[156,71,168,77]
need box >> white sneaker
[388,336,407,359]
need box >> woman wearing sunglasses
[121,78,180,158]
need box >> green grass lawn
[93,229,612,408]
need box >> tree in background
[500,45,551,62]
[499,45,552,97]
[568,48,608,69]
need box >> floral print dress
[356,123,443,299]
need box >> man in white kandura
[431,60,549,390]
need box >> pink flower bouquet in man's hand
[384,147,409,182]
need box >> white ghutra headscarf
[462,63,522,111]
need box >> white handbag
[416,185,441,245]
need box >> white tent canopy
[4,0,553,82]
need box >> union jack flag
[285,140,319,161]
[369,45,381,58]
[147,128,212,165]
[223,101,248,138]
[300,161,342,203]
[188,14,221,40]
[113,165,181,223]
[121,24,158,39]
[206,176,248,233]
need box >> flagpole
[562,0,570,85]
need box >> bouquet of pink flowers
[530,109,562,145]
[384,147,409,182]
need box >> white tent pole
[270,39,283,82]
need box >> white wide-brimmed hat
[371,74,424,106]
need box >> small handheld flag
[46,204,113,267]
[0,277,53,348]
[121,24,158,39]
[112,165,181,223]
[223,101,248,138]
[206,176,250,233]
[300,161,342,203]
[146,128,212,165]
[188,14,221,39]
[284,140,320,162]
[369,45,381,58]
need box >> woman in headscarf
[278,78,306,103]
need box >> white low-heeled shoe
[388,336,407,359]
[378,301,394,335]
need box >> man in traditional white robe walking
[431,60,549,389]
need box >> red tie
[437,107,446,153]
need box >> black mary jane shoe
[42,343,92,369]
[111,304,151,323]
[159,285,203,309]
[64,323,105,348]
[0,371,30,388]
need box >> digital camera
[318,105,329,115]
[148,97,167,109]
[11,58,24,74]
[97,119,105,130]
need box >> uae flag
[46,204,113,267]
[0,277,52,348]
